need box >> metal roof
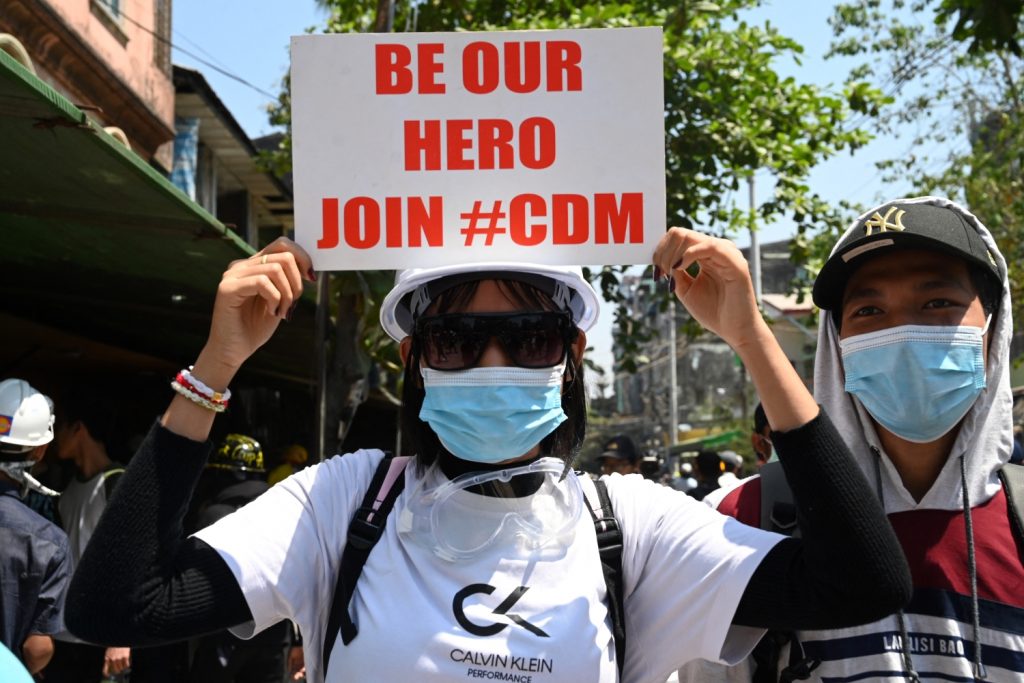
[0,50,315,385]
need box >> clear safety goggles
[397,457,584,562]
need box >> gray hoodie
[814,195,1015,514]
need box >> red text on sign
[373,40,582,95]
[317,196,443,250]
[316,193,643,250]
[506,193,644,246]
[462,40,582,94]
[375,43,446,94]
[404,118,556,171]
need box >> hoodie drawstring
[871,447,921,682]
[870,447,988,681]
[959,454,987,680]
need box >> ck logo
[453,584,549,638]
[863,206,906,235]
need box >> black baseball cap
[813,200,1004,312]
[600,435,640,464]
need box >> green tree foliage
[829,0,1024,329]
[936,0,1024,55]
[262,0,886,415]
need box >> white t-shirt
[195,450,782,683]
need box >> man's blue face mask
[839,318,990,443]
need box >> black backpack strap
[753,462,816,682]
[758,461,799,537]
[322,453,411,675]
[750,630,789,683]
[581,475,626,678]
[1000,463,1024,561]
[778,635,820,682]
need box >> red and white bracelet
[171,367,231,413]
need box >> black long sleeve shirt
[66,409,910,644]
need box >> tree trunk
[324,282,370,457]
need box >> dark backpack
[751,460,1024,683]
[320,455,625,677]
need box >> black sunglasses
[414,311,578,371]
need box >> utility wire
[96,0,280,100]
[172,28,233,73]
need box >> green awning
[667,429,744,454]
[0,50,316,384]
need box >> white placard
[291,27,665,270]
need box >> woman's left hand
[653,228,765,349]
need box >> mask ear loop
[980,313,992,336]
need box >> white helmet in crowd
[0,379,59,496]
[380,262,601,342]
[0,379,55,453]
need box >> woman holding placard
[65,232,910,683]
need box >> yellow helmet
[210,434,265,473]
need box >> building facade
[2,0,175,167]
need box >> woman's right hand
[197,238,315,384]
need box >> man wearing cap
[599,435,642,475]
[679,196,1023,682]
[0,379,70,674]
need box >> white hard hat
[379,262,601,342]
[0,379,55,451]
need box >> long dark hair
[401,278,587,470]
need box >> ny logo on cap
[863,206,907,236]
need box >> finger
[220,274,284,319]
[677,240,738,278]
[258,237,316,282]
[102,660,111,677]
[672,269,696,300]
[653,228,696,277]
[245,263,295,317]
[655,228,714,280]
[661,235,701,284]
[262,252,305,309]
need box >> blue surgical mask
[840,320,989,443]
[419,364,567,463]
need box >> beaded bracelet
[171,380,227,413]
[181,366,232,402]
[171,367,230,413]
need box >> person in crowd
[717,450,743,489]
[45,390,130,682]
[751,403,775,468]
[0,379,69,675]
[186,434,293,683]
[268,443,310,486]
[687,449,723,501]
[671,459,699,493]
[65,233,912,683]
[679,197,1024,681]
[598,434,642,475]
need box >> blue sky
[170,1,928,385]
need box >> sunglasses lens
[421,320,485,370]
[503,315,567,368]
[418,313,571,371]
